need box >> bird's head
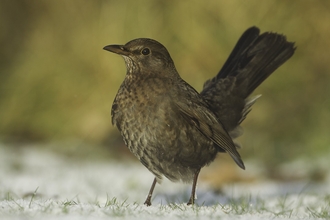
[104,38,177,76]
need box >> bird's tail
[208,26,296,98]
[201,27,295,133]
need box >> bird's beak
[103,45,130,56]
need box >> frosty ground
[1,145,330,220]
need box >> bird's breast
[111,77,171,136]
[111,78,218,182]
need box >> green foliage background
[0,1,329,167]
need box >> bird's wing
[174,99,245,169]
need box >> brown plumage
[103,26,295,206]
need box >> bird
[103,26,295,206]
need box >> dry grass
[0,1,330,166]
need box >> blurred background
[1,1,329,184]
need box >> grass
[2,193,330,219]
[1,145,330,220]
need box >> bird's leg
[187,169,201,205]
[144,177,157,206]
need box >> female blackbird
[103,26,295,206]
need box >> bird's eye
[141,48,150,55]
